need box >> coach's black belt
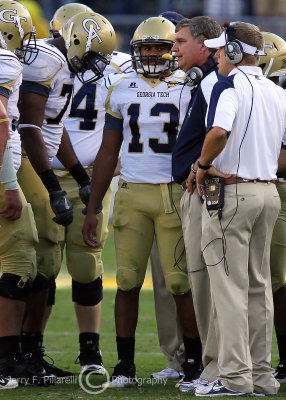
[224,177,276,185]
[12,119,18,131]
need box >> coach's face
[172,27,209,72]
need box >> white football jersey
[0,49,23,171]
[52,51,132,169]
[104,70,191,183]
[22,40,75,160]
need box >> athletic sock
[0,336,21,358]
[183,336,202,363]
[277,334,286,365]
[116,336,135,365]
[21,331,42,354]
[79,332,100,352]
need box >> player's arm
[18,87,73,226]
[0,95,9,165]
[82,127,122,247]
[18,90,49,173]
[0,94,22,220]
[56,126,91,206]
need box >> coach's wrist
[198,160,212,170]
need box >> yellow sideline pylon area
[56,275,153,290]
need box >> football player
[260,32,286,384]
[82,16,201,387]
[49,2,131,375]
[0,0,56,386]
[150,10,185,381]
[16,10,116,377]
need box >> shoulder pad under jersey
[22,39,66,82]
[104,71,136,89]
[108,51,132,74]
[0,49,22,84]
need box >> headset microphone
[162,53,173,60]
[159,73,167,81]
[184,56,217,87]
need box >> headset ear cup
[184,66,204,87]
[225,41,243,64]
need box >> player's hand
[82,213,100,247]
[0,189,22,220]
[78,180,91,206]
[49,190,73,226]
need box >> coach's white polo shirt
[206,66,286,180]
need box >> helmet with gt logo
[259,32,286,78]
[50,2,93,38]
[0,0,38,63]
[61,11,116,84]
[130,16,176,76]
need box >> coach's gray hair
[176,16,222,42]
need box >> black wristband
[69,162,90,185]
[40,169,61,193]
[198,160,212,170]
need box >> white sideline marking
[46,332,156,337]
[47,350,163,356]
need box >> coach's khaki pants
[201,182,280,395]
[181,189,218,382]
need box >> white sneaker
[81,363,105,375]
[104,361,138,388]
[151,367,183,380]
[0,376,18,389]
[178,377,209,392]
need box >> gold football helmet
[0,0,38,63]
[50,3,93,38]
[130,16,176,76]
[259,32,286,77]
[61,12,116,83]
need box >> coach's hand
[49,190,73,226]
[82,213,99,248]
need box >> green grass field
[3,230,286,399]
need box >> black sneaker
[274,363,286,383]
[177,359,203,392]
[75,348,105,375]
[106,360,138,388]
[0,354,55,386]
[30,347,73,378]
